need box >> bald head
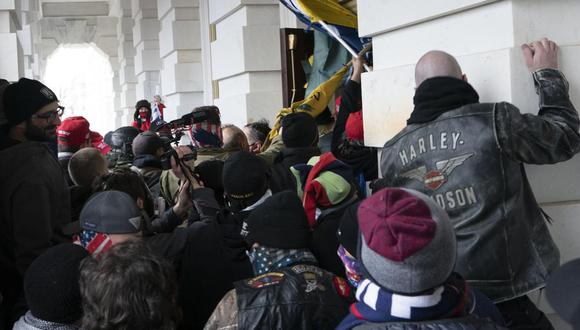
[222,124,249,152]
[415,50,463,87]
[68,148,108,187]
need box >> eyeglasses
[31,106,65,121]
[32,106,65,122]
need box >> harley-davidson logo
[400,153,474,190]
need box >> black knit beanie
[23,243,89,324]
[223,151,268,210]
[195,159,224,194]
[281,112,318,148]
[337,201,361,255]
[2,78,58,127]
[244,191,312,249]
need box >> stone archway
[43,43,116,134]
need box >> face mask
[139,109,150,119]
[337,245,363,287]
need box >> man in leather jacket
[204,191,352,330]
[378,38,580,329]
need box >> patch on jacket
[399,153,474,190]
[245,272,285,289]
[333,276,350,298]
[291,264,323,276]
[302,272,326,293]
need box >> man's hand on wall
[351,56,366,83]
[521,37,559,72]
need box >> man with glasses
[0,78,71,328]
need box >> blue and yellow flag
[280,0,368,53]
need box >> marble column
[0,0,24,81]
[157,0,204,120]
[132,0,161,103]
[203,0,283,127]
[16,0,40,79]
[112,0,138,125]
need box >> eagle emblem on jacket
[399,153,474,190]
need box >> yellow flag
[261,65,349,151]
[296,0,357,29]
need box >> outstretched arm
[495,38,580,164]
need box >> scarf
[337,245,363,288]
[248,245,317,276]
[337,274,472,330]
[291,152,354,227]
[408,77,479,125]
[73,230,112,258]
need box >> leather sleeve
[203,289,239,330]
[495,69,580,164]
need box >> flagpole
[318,20,371,72]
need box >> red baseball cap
[57,116,90,146]
[90,131,112,155]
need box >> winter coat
[378,69,580,301]
[331,80,378,181]
[204,264,352,330]
[145,189,253,329]
[311,197,359,278]
[0,140,71,327]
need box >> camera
[160,145,197,171]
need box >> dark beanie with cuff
[2,78,58,127]
[23,243,89,324]
[281,112,318,148]
[222,151,268,210]
[243,190,312,249]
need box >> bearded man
[0,78,71,328]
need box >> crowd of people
[0,37,579,330]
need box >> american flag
[73,230,112,258]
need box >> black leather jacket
[204,264,352,329]
[379,69,580,302]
